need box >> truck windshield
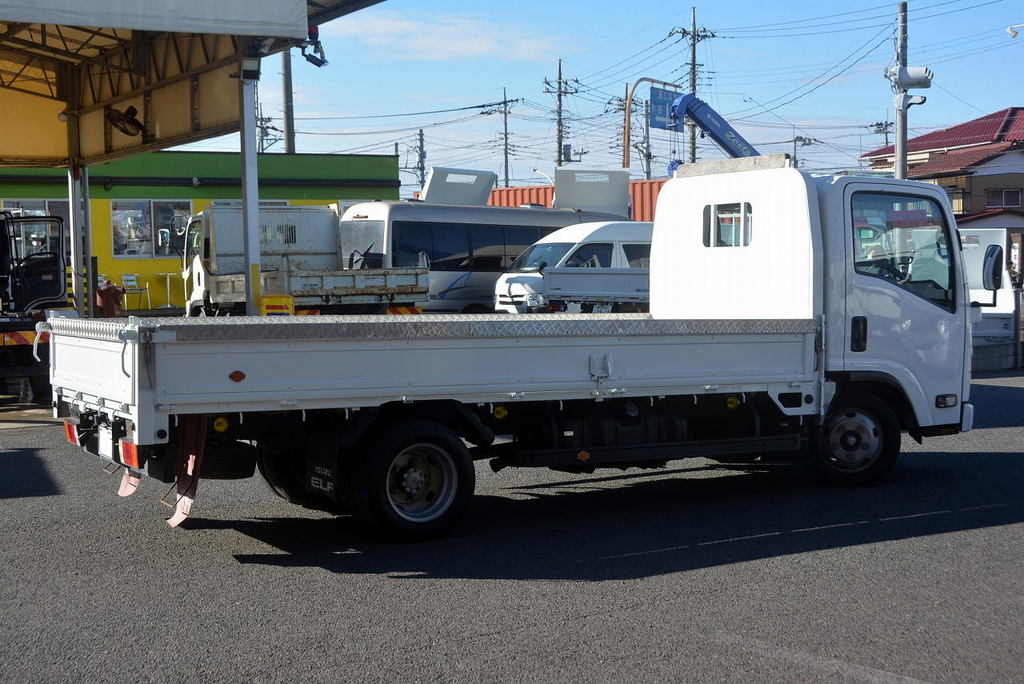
[339,220,386,268]
[507,242,572,272]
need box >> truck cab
[1,211,66,399]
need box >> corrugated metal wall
[488,185,554,209]
[489,179,669,221]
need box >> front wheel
[813,391,901,485]
[350,420,475,541]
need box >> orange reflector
[64,421,79,445]
[229,370,246,382]
[120,440,140,469]
[577,450,591,462]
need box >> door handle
[851,316,867,352]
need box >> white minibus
[338,201,620,312]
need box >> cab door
[5,216,66,312]
[843,186,967,429]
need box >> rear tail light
[64,421,79,446]
[119,440,140,469]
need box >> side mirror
[538,261,547,275]
[982,244,1003,291]
[973,244,1003,308]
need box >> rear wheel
[350,420,474,541]
[255,441,310,505]
[814,390,900,485]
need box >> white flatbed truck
[42,157,998,540]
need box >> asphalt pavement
[1,376,1022,682]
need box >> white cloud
[320,9,560,62]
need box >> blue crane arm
[669,94,759,158]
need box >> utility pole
[887,2,931,179]
[544,59,578,166]
[502,87,511,187]
[281,49,295,153]
[416,128,426,190]
[256,103,282,153]
[872,120,894,146]
[669,9,715,164]
[894,3,909,179]
[641,100,652,179]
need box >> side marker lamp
[64,421,79,446]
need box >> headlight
[525,293,545,308]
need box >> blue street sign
[649,87,683,131]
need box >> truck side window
[623,244,650,268]
[851,192,956,312]
[564,243,613,268]
[703,203,752,247]
[185,221,203,262]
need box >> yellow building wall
[93,197,333,308]
[90,198,185,308]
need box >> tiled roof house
[860,108,1024,216]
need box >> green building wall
[0,151,399,307]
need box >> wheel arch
[371,400,495,448]
[826,371,922,443]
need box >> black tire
[350,420,475,541]
[813,390,901,485]
[28,376,52,404]
[255,441,313,506]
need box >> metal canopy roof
[0,1,384,167]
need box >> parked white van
[494,221,653,313]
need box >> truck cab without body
[45,157,994,540]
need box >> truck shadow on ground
[0,447,61,499]
[967,379,1024,428]
[191,448,1024,582]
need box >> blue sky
[186,0,1023,195]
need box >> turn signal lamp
[229,370,246,383]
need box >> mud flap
[118,469,142,497]
[165,415,208,527]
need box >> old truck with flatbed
[181,202,429,316]
[43,157,997,539]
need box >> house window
[112,200,191,258]
[985,189,1021,209]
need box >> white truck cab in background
[958,227,1016,370]
[495,221,652,313]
